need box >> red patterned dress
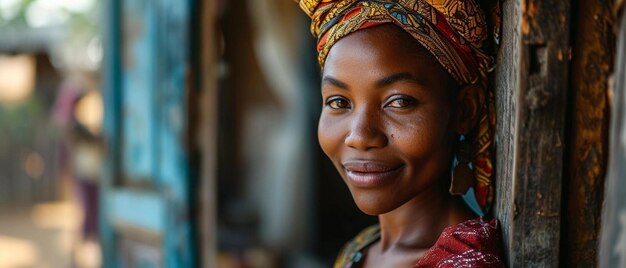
[333,218,505,268]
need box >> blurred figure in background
[52,75,103,266]
[0,0,102,267]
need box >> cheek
[389,108,453,163]
[317,112,344,160]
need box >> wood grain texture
[563,0,614,267]
[515,1,571,266]
[493,0,522,265]
[494,0,571,267]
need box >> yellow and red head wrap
[297,0,496,214]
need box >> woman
[297,0,504,267]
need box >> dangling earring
[450,135,486,217]
[449,134,473,196]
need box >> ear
[455,84,485,134]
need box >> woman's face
[318,24,461,215]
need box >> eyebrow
[322,76,349,89]
[322,72,425,90]
[376,72,425,88]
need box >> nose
[344,108,388,151]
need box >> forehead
[323,24,449,83]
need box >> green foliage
[0,0,34,28]
[0,95,50,145]
[0,0,100,36]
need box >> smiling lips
[342,160,405,188]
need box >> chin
[351,191,399,216]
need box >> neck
[377,180,474,252]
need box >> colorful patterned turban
[297,0,496,215]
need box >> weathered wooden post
[494,0,572,266]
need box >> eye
[386,95,417,108]
[326,96,351,109]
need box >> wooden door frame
[196,0,218,267]
[494,0,614,267]
[493,0,572,266]
[100,0,122,265]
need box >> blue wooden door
[101,0,196,267]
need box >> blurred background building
[0,0,103,267]
[1,0,626,268]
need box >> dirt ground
[0,202,100,268]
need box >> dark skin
[318,24,484,267]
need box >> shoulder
[414,218,506,268]
[333,225,380,268]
